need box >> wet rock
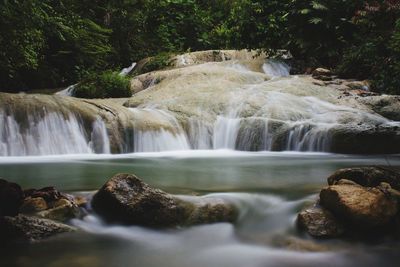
[274,236,330,252]
[0,214,76,243]
[180,197,238,225]
[329,125,400,154]
[92,173,186,227]
[24,187,63,203]
[20,197,48,213]
[92,173,238,227]
[319,184,398,228]
[359,95,400,121]
[327,166,400,190]
[297,206,344,238]
[0,179,24,216]
[36,200,81,222]
[342,80,370,91]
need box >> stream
[1,151,399,267]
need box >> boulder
[319,184,398,228]
[0,179,24,216]
[329,124,400,154]
[0,214,76,243]
[327,166,400,190]
[92,173,238,227]
[92,173,186,227]
[297,206,344,238]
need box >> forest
[0,0,399,94]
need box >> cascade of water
[55,84,77,96]
[187,118,213,149]
[89,118,111,154]
[213,116,241,149]
[286,123,332,152]
[262,60,290,78]
[120,62,137,76]
[128,108,191,152]
[0,110,110,156]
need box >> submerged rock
[92,173,238,227]
[327,166,400,190]
[0,179,24,217]
[319,184,398,228]
[297,206,344,238]
[0,214,76,243]
[274,236,330,252]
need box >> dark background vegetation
[1,0,399,94]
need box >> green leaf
[311,1,328,11]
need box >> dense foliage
[1,0,399,94]
[74,71,131,99]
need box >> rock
[0,179,24,216]
[24,187,63,203]
[312,68,333,81]
[36,201,81,222]
[0,214,76,243]
[74,195,88,207]
[327,166,400,191]
[180,197,238,225]
[319,184,398,228]
[274,236,330,252]
[343,80,370,91]
[92,173,186,227]
[359,95,400,121]
[92,173,238,227]
[297,206,344,238]
[54,198,72,208]
[329,124,400,154]
[335,179,360,186]
[20,197,48,213]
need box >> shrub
[137,52,175,75]
[74,71,131,99]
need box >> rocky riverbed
[2,166,400,244]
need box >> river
[1,151,399,267]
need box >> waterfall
[55,84,77,96]
[89,118,111,154]
[262,60,290,78]
[286,123,332,152]
[128,108,190,152]
[187,118,213,149]
[120,62,137,76]
[0,110,110,156]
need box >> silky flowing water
[1,151,400,267]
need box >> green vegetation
[74,71,131,99]
[1,0,399,94]
[137,52,175,75]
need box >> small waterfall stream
[0,110,110,156]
